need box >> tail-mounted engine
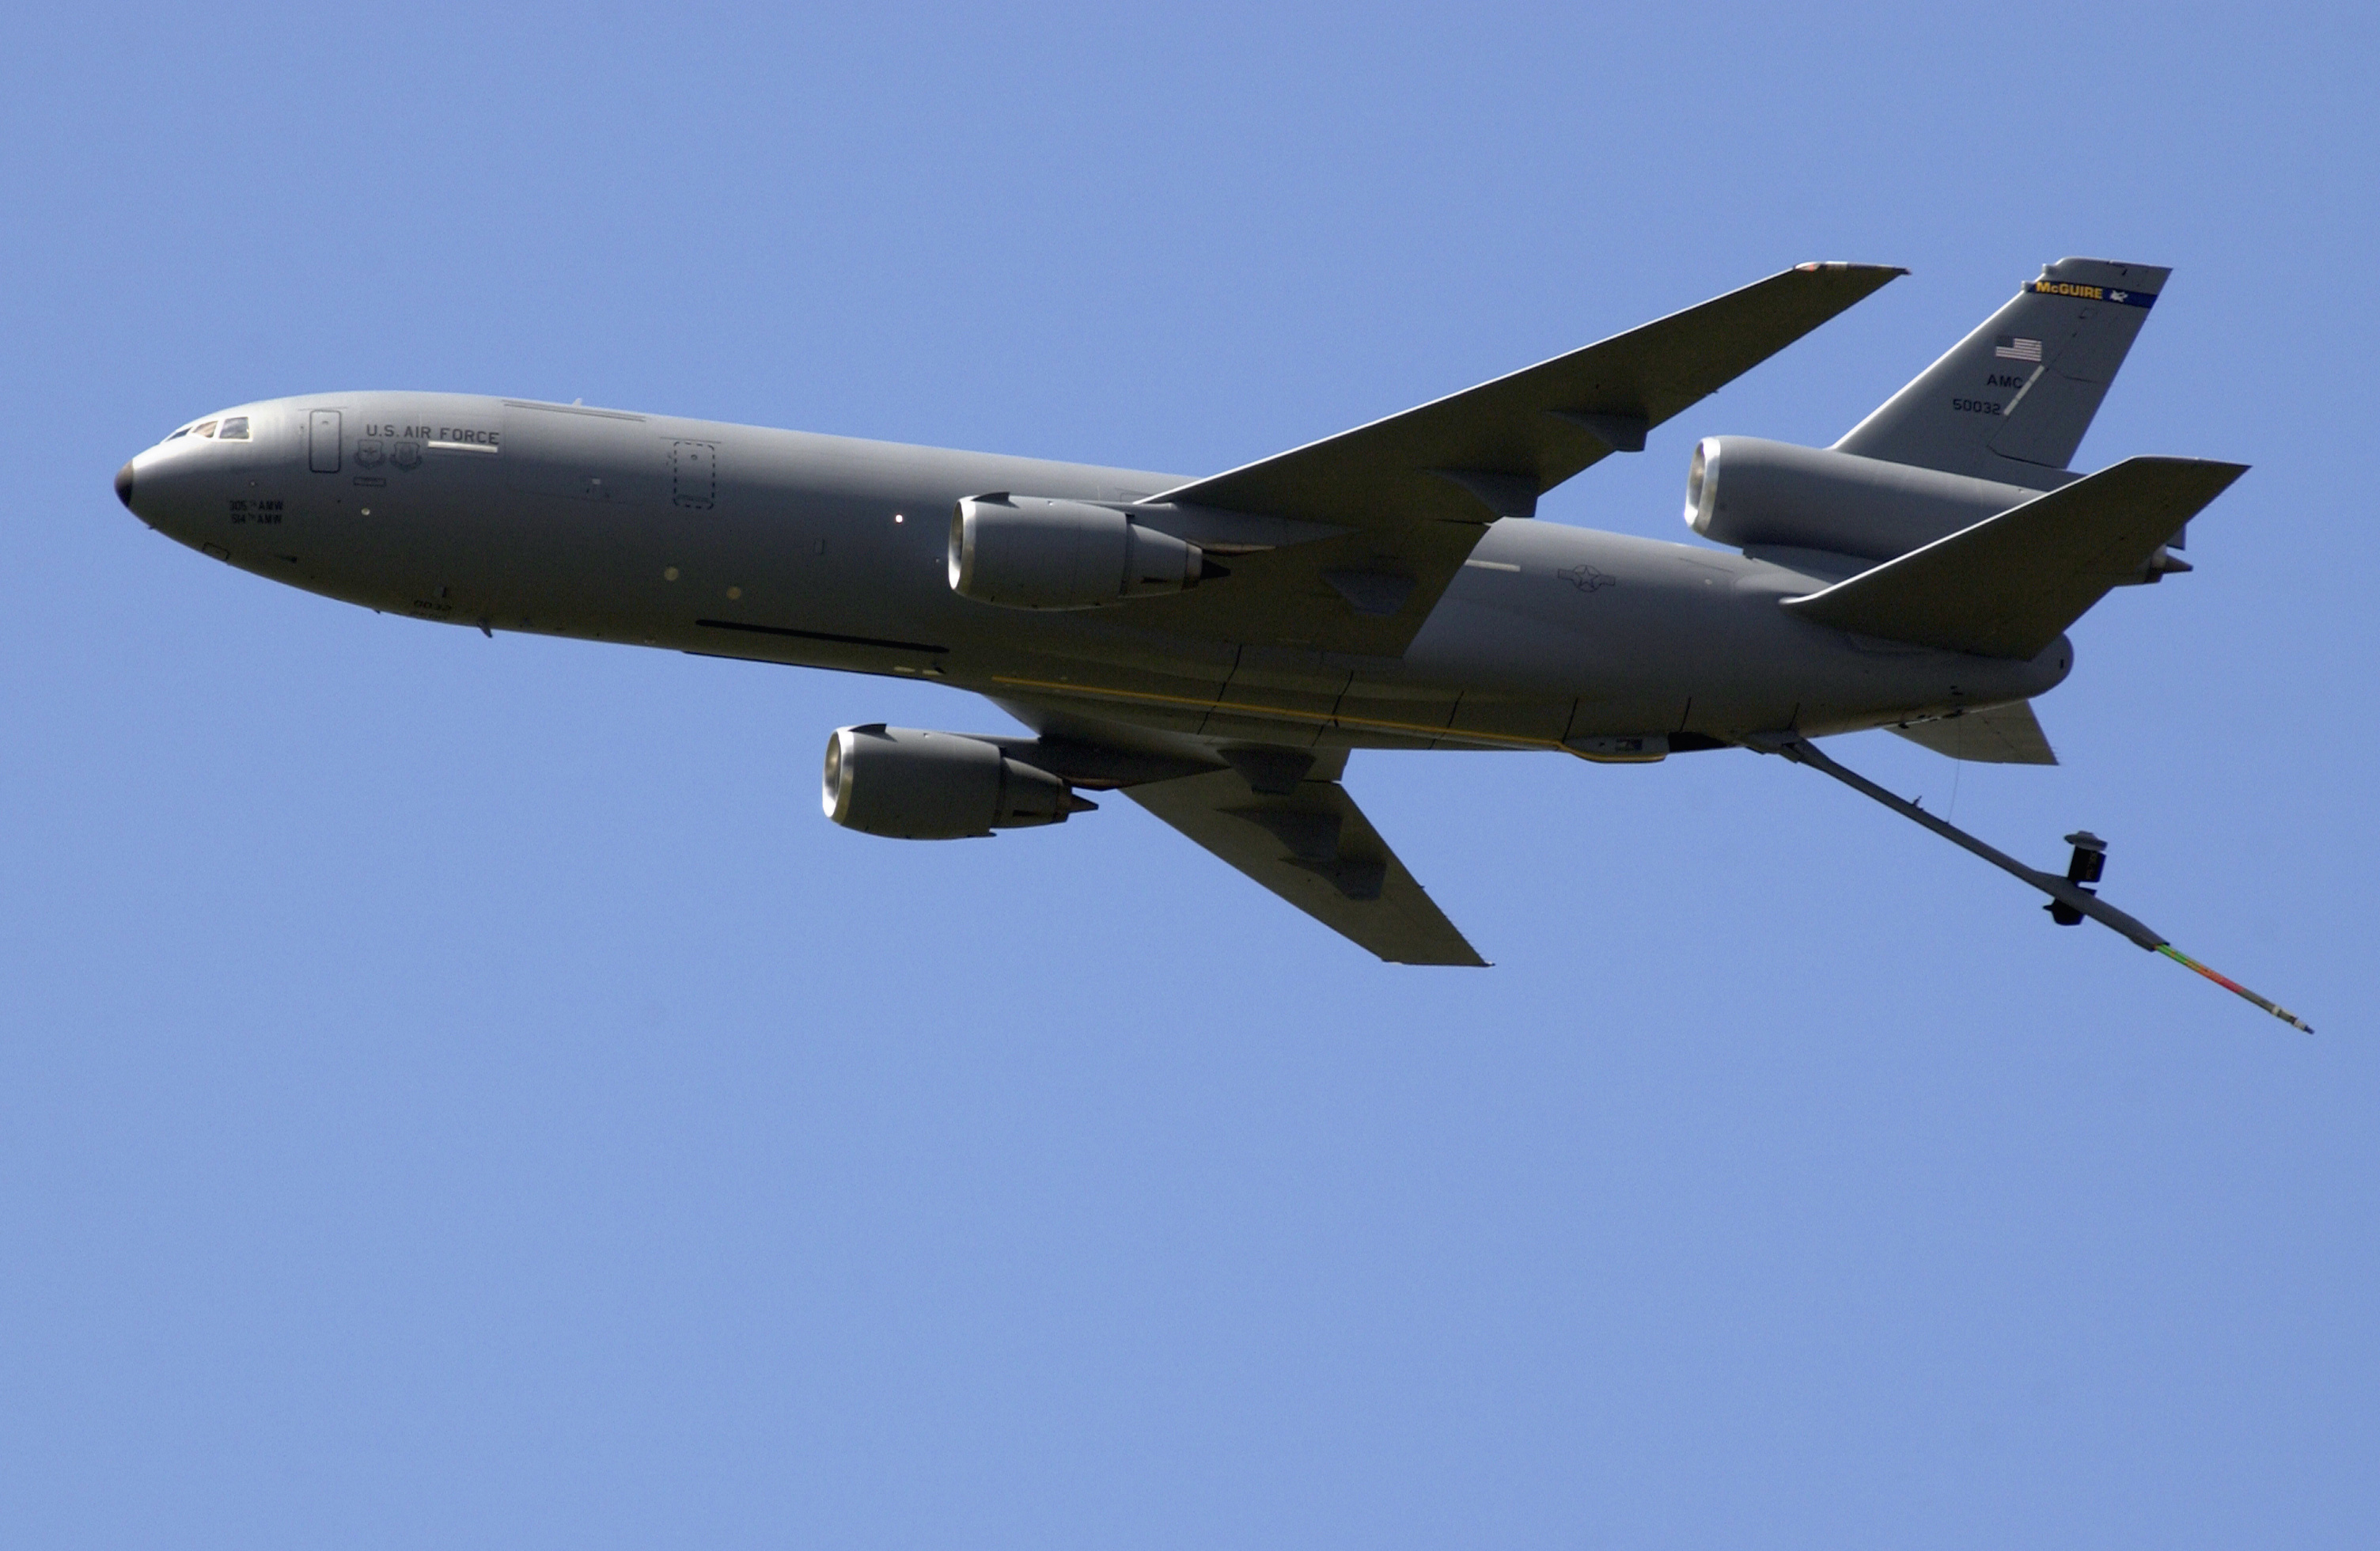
[1685,436,2049,560]
[822,725,1093,840]
[949,495,1211,609]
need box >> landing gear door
[309,409,342,473]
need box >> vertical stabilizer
[1835,258,2168,484]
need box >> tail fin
[1782,457,2245,658]
[1835,258,2169,484]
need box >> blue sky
[5,4,2374,1546]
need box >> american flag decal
[1995,336,2044,362]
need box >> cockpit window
[165,423,192,440]
[192,420,218,439]
[217,416,249,441]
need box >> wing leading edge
[1124,766,1486,966]
[1150,262,1908,530]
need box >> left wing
[1123,765,1487,966]
[1118,262,1905,656]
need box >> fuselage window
[217,416,249,440]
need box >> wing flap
[1124,768,1487,965]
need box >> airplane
[112,256,2310,1030]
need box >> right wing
[1124,765,1487,967]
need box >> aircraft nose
[114,461,135,510]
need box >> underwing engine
[821,725,1093,839]
[949,494,1209,609]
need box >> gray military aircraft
[113,257,2309,1028]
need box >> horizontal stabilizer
[1886,700,2057,764]
[1782,457,2245,658]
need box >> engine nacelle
[821,725,1083,840]
[949,495,1205,609]
[1684,437,2051,560]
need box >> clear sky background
[4,4,2374,1547]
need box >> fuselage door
[671,440,716,510]
[309,409,343,473]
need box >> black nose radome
[114,461,135,510]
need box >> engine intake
[822,725,1087,839]
[949,495,1206,609]
[1685,437,2051,560]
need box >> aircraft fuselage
[118,392,2067,756]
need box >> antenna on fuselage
[1753,734,2313,1033]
